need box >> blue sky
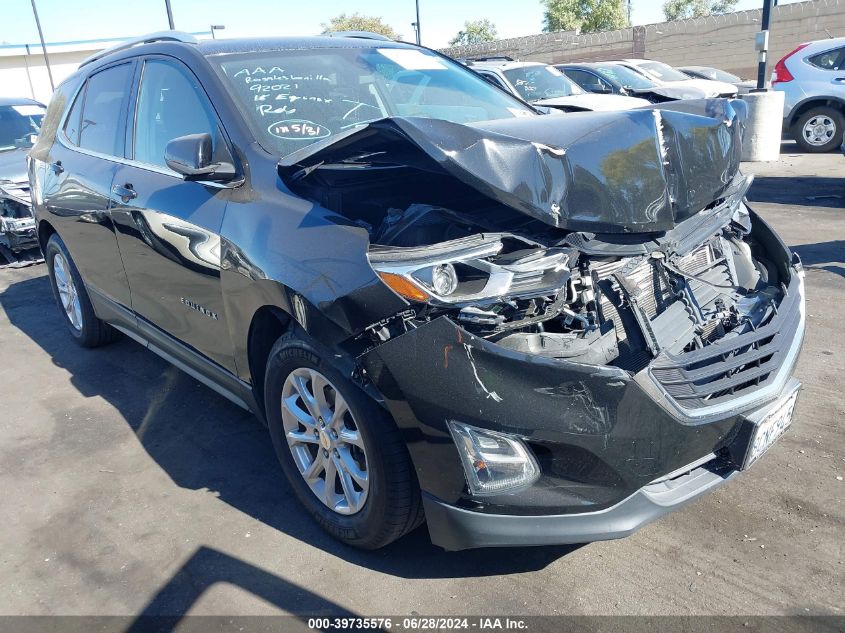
[0,0,798,49]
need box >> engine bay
[365,196,786,379]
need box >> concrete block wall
[441,0,845,80]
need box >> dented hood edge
[278,98,746,234]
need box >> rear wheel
[264,332,424,549]
[45,234,119,347]
[792,106,844,152]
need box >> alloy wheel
[802,115,837,147]
[281,367,369,515]
[53,252,83,331]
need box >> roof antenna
[824,28,833,38]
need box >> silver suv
[773,36,845,152]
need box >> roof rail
[467,55,515,62]
[323,30,393,41]
[79,31,198,68]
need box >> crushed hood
[278,98,746,234]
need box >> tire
[791,106,844,153]
[45,233,119,348]
[264,332,424,549]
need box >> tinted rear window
[808,47,845,70]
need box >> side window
[134,60,218,168]
[568,70,611,93]
[78,63,133,156]
[808,47,845,71]
[63,85,85,146]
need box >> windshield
[637,61,691,83]
[215,47,535,157]
[691,67,741,83]
[0,103,45,152]
[594,64,656,90]
[502,65,584,101]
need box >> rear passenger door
[110,57,236,371]
[41,61,135,310]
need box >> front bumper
[359,259,805,550]
[423,452,735,550]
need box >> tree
[662,0,738,21]
[449,19,499,46]
[320,13,400,40]
[541,0,629,34]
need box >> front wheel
[45,234,119,347]
[264,332,424,549]
[792,107,844,152]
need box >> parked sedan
[618,59,738,98]
[470,60,650,111]
[29,32,804,551]
[559,61,709,102]
[679,65,756,94]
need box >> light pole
[755,0,775,90]
[165,0,175,29]
[414,0,421,45]
[211,24,225,39]
[29,0,54,91]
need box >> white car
[471,61,651,112]
[617,59,738,98]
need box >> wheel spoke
[302,452,325,482]
[292,374,320,421]
[329,397,349,429]
[286,428,319,446]
[282,393,317,429]
[310,369,331,421]
[336,447,368,487]
[338,427,364,449]
[323,455,338,506]
[334,455,361,511]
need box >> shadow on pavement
[747,175,845,209]
[0,273,577,582]
[791,241,845,279]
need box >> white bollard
[739,90,785,162]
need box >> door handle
[112,183,137,202]
[833,77,845,83]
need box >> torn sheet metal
[279,99,746,234]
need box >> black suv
[29,32,805,550]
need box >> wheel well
[789,98,845,127]
[37,220,56,253]
[247,306,291,417]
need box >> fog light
[447,421,540,496]
[431,263,458,296]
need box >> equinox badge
[180,297,219,321]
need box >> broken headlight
[368,234,572,307]
[448,421,540,495]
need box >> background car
[678,65,756,94]
[558,61,710,102]
[616,58,738,98]
[469,60,650,111]
[0,97,45,264]
[772,36,845,152]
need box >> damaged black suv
[29,32,805,550]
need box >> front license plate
[743,389,799,470]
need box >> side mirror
[164,133,236,182]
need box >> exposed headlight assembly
[368,233,572,306]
